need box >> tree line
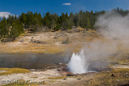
[0,8,128,41]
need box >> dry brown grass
[47,76,66,79]
[85,68,129,86]
[0,30,99,54]
[1,30,129,55]
[0,41,84,54]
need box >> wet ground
[0,53,70,69]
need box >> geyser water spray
[67,49,89,74]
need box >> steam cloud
[68,11,129,74]
[96,11,129,40]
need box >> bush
[62,37,69,44]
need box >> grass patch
[62,37,70,44]
[47,76,66,79]
[0,68,30,75]
[47,75,79,80]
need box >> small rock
[66,72,74,76]
[77,78,81,80]
[111,73,115,77]
[59,63,63,65]
[63,78,67,80]
[117,79,119,82]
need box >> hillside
[0,28,99,54]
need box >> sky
[0,0,129,17]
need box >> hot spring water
[67,49,89,74]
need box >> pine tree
[19,13,26,25]
[0,17,8,38]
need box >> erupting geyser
[67,49,89,74]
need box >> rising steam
[67,11,129,74]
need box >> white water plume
[67,49,88,74]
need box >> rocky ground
[0,69,59,85]
[0,68,97,86]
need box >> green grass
[0,68,30,75]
